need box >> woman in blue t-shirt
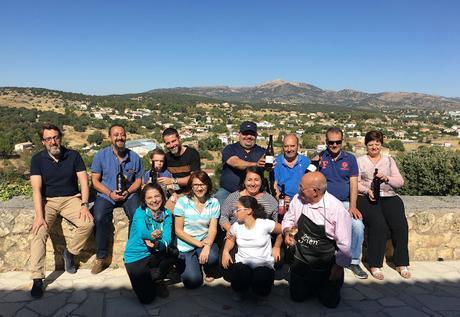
[124,183,176,304]
[174,171,220,289]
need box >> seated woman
[222,196,282,300]
[357,130,410,280]
[174,171,220,289]
[219,166,282,263]
[123,183,176,304]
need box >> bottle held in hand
[371,168,381,201]
[149,161,158,184]
[116,163,127,194]
[278,184,286,216]
[264,134,274,171]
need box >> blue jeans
[92,194,140,259]
[213,187,232,205]
[342,201,365,265]
[177,243,219,289]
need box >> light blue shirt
[91,146,143,204]
[174,196,220,252]
[273,154,311,199]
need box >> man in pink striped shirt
[282,172,351,308]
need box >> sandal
[370,267,384,280]
[396,266,411,279]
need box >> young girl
[123,183,176,304]
[222,196,282,300]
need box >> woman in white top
[357,130,410,280]
[222,196,282,300]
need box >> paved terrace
[1,261,460,317]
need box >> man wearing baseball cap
[214,121,265,205]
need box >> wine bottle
[278,184,286,217]
[372,168,381,201]
[265,135,274,170]
[116,163,127,194]
[149,161,158,184]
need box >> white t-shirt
[230,218,276,269]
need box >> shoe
[370,267,384,280]
[347,264,368,279]
[91,258,107,274]
[63,249,77,274]
[204,275,215,283]
[155,280,169,298]
[396,266,411,279]
[31,279,43,299]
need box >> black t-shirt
[165,146,201,188]
[30,147,86,197]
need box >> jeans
[342,201,365,265]
[213,187,231,205]
[92,194,140,259]
[177,243,219,289]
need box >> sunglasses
[327,140,342,146]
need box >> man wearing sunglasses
[214,121,266,205]
[29,124,94,298]
[318,127,367,279]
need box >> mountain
[148,80,460,110]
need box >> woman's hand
[376,172,389,183]
[368,189,376,201]
[272,246,281,263]
[199,244,211,264]
[151,229,162,239]
[221,250,233,269]
[145,240,155,248]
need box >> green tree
[87,131,104,145]
[0,135,14,157]
[387,140,405,152]
[396,147,460,195]
[301,134,318,150]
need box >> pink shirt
[281,191,352,267]
[357,155,404,197]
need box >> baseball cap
[239,121,257,133]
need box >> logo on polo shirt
[322,161,329,169]
[340,162,349,171]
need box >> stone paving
[1,261,460,317]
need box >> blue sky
[1,0,459,97]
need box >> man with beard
[214,121,265,204]
[91,124,143,274]
[159,128,201,209]
[282,172,351,308]
[29,124,94,298]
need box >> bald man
[282,172,351,308]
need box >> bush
[396,146,460,195]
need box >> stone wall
[1,196,460,272]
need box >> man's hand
[32,217,48,235]
[256,156,266,168]
[348,206,362,220]
[110,191,126,202]
[284,232,296,247]
[272,246,281,262]
[329,264,344,281]
[221,251,233,269]
[157,177,174,186]
[199,245,210,264]
[80,207,93,223]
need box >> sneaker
[31,279,43,299]
[63,249,77,274]
[91,258,107,275]
[155,280,169,298]
[347,264,369,279]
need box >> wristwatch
[81,202,89,208]
[172,178,178,185]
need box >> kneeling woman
[175,171,220,289]
[124,183,176,304]
[222,196,282,300]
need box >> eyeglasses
[42,136,61,143]
[327,140,342,146]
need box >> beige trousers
[30,195,94,279]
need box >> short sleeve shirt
[91,146,144,203]
[220,142,265,192]
[273,154,311,199]
[165,146,201,189]
[319,150,358,202]
[230,218,276,269]
[30,147,86,197]
[174,196,220,252]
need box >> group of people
[29,121,410,308]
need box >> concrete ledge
[1,196,460,272]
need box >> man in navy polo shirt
[319,127,368,279]
[273,133,313,208]
[30,124,94,298]
[91,124,143,274]
[214,121,265,204]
